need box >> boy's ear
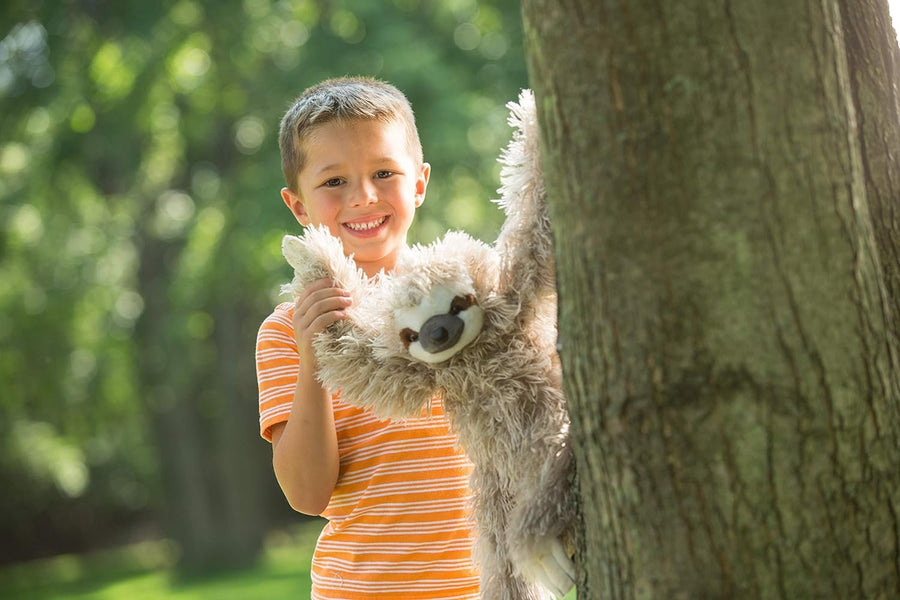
[414,162,431,208]
[281,187,311,226]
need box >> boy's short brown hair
[278,76,423,193]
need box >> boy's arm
[270,278,350,516]
[270,376,338,516]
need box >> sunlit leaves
[243,0,317,71]
[329,9,365,43]
[69,102,95,132]
[170,0,204,27]
[234,115,266,154]
[453,22,482,51]
[113,290,145,326]
[279,20,311,49]
[444,171,490,230]
[24,106,52,137]
[151,190,196,240]
[139,100,184,189]
[167,33,211,92]
[171,205,227,307]
[0,142,30,177]
[8,203,43,246]
[90,41,137,102]
[186,310,215,340]
[11,421,89,498]
[190,163,222,200]
[0,21,54,97]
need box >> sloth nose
[418,314,465,353]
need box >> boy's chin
[348,245,403,274]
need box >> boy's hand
[292,278,352,367]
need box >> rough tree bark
[840,0,900,344]
[521,1,900,598]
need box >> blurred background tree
[0,0,526,574]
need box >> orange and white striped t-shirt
[256,302,480,599]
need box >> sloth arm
[494,93,556,308]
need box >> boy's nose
[351,180,378,206]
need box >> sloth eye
[449,294,476,316]
[399,328,419,348]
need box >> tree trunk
[521,1,900,598]
[135,234,219,573]
[135,230,272,573]
[210,299,267,567]
[839,0,900,349]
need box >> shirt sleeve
[255,303,299,442]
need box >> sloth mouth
[344,215,388,232]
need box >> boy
[255,77,480,599]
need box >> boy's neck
[355,243,408,278]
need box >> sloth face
[393,284,484,364]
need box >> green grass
[0,519,578,599]
[0,520,323,600]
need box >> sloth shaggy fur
[282,90,575,600]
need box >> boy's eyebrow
[372,156,406,168]
[314,163,343,175]
[313,156,405,176]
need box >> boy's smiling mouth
[343,215,389,234]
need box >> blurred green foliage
[0,520,323,598]
[0,0,527,567]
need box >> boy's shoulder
[258,302,295,334]
[271,301,294,316]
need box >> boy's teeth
[346,216,387,231]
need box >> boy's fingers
[294,279,335,304]
[297,280,350,301]
[298,289,352,313]
[297,296,351,326]
[309,277,336,290]
[294,295,352,335]
[294,286,350,315]
[301,311,348,345]
[309,310,347,333]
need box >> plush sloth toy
[282,90,575,600]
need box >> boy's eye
[375,170,394,179]
[323,178,344,187]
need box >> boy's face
[281,118,429,277]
